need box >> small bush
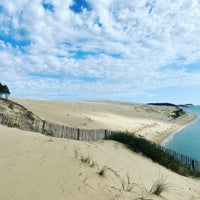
[171,108,185,119]
[25,111,35,121]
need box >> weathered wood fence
[159,145,200,172]
[0,112,200,171]
[0,113,111,141]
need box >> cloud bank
[1,0,200,102]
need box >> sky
[1,0,200,104]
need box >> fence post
[42,120,46,133]
[192,160,195,170]
[104,129,107,139]
[77,128,80,140]
[1,114,4,124]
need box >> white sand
[0,98,199,199]
[12,98,197,143]
[0,124,199,200]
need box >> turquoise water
[162,106,200,161]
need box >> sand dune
[0,98,199,199]
[12,98,196,143]
[0,124,199,200]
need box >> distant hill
[178,104,194,108]
[147,102,195,108]
[147,103,179,108]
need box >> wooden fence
[159,145,200,172]
[0,112,200,171]
[0,113,110,141]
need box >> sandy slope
[12,98,196,143]
[0,99,199,199]
[0,124,199,200]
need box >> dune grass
[150,177,169,196]
[97,166,107,177]
[106,131,200,178]
[120,173,136,192]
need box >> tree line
[0,82,10,99]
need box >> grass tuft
[120,173,136,192]
[150,177,169,196]
[97,166,107,177]
[74,148,96,167]
[80,154,96,167]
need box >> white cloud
[1,0,200,101]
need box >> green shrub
[106,131,199,178]
[171,108,185,119]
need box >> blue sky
[1,0,200,104]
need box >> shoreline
[152,112,199,145]
[152,112,198,145]
[160,115,199,146]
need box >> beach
[12,98,197,143]
[160,115,199,146]
[0,98,199,199]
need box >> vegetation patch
[147,103,178,108]
[74,148,96,168]
[120,173,136,192]
[171,108,185,119]
[106,131,200,178]
[0,82,10,99]
[97,166,107,177]
[150,177,169,196]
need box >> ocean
[161,106,200,161]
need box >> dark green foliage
[147,103,178,108]
[106,132,200,178]
[0,82,3,97]
[171,109,185,119]
[0,82,11,98]
[25,111,35,121]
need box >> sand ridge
[12,98,197,143]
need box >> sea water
[161,106,200,161]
